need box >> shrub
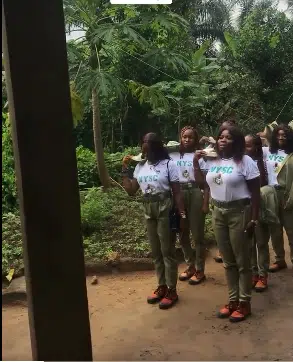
[105,146,140,181]
[2,186,216,275]
[76,145,140,187]
[81,187,148,262]
[2,213,23,276]
[80,187,112,235]
[2,113,17,213]
[76,145,98,188]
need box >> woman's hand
[244,221,257,238]
[122,155,132,169]
[194,150,207,161]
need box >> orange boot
[179,266,196,281]
[217,301,238,318]
[189,270,206,285]
[269,261,287,273]
[255,276,268,292]
[214,251,223,263]
[252,275,259,289]
[229,301,251,322]
[147,285,167,304]
[159,288,178,309]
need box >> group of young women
[121,120,293,323]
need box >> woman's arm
[122,156,140,196]
[246,177,261,230]
[193,151,207,188]
[122,175,140,196]
[171,183,185,215]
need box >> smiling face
[218,129,234,153]
[277,129,287,149]
[245,135,254,157]
[181,129,196,150]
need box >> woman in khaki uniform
[202,126,260,322]
[245,134,274,292]
[200,120,237,264]
[169,126,209,285]
[122,133,186,310]
[264,125,293,272]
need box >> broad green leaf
[70,82,84,127]
[224,31,237,57]
[193,40,211,65]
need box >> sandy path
[2,242,293,361]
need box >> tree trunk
[120,103,128,151]
[92,87,111,189]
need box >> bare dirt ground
[2,240,293,361]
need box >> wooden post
[2,1,93,360]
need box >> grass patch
[2,187,215,276]
[2,213,24,277]
[81,187,149,263]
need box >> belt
[211,198,251,209]
[180,182,199,190]
[273,184,284,190]
[143,191,171,203]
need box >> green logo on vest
[210,166,233,174]
[176,160,193,167]
[268,154,284,163]
[138,174,159,183]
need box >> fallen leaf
[6,269,14,282]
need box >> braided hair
[246,133,268,186]
[142,133,170,163]
[179,126,199,157]
[246,134,263,160]
[270,124,293,154]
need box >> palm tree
[171,0,276,44]
[234,0,276,28]
[171,0,234,42]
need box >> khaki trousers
[252,223,271,277]
[252,185,279,276]
[212,204,252,302]
[144,198,178,288]
[271,189,293,263]
[271,208,293,263]
[179,187,206,271]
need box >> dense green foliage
[2,0,293,276]
[66,1,293,149]
[2,213,23,276]
[2,113,17,214]
[2,187,214,275]
[76,145,139,187]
